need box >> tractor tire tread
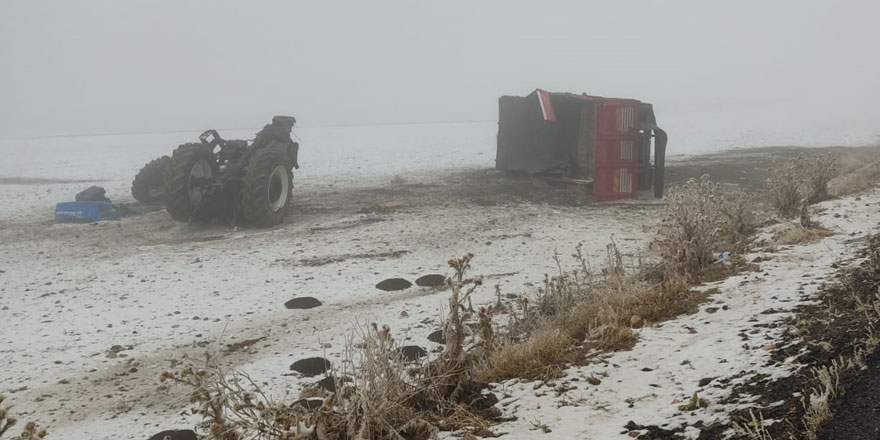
[131,155,171,204]
[240,145,293,227]
[163,143,216,222]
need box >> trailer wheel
[163,143,218,222]
[131,155,170,204]
[241,146,293,227]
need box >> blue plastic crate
[55,201,119,222]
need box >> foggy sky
[1,0,879,139]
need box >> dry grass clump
[677,392,710,411]
[770,197,835,246]
[478,329,573,382]
[653,176,757,280]
[0,395,47,439]
[773,224,833,246]
[767,153,838,218]
[564,277,697,351]
[478,242,708,383]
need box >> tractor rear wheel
[131,155,170,204]
[163,143,218,222]
[240,146,293,227]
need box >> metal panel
[495,90,666,200]
[495,94,562,173]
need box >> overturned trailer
[496,90,667,200]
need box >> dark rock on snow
[399,345,428,361]
[147,430,197,440]
[624,421,644,431]
[427,329,446,344]
[315,375,336,392]
[415,274,446,287]
[290,357,331,377]
[284,297,322,310]
[375,278,413,291]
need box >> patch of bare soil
[288,250,409,267]
[357,145,880,211]
[69,145,867,242]
[665,145,880,190]
[821,350,880,439]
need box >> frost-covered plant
[768,156,807,218]
[654,176,757,279]
[160,357,316,440]
[804,153,838,204]
[654,176,721,279]
[717,189,758,251]
[768,153,838,218]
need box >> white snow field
[0,121,877,439]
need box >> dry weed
[160,357,314,439]
[767,158,804,218]
[718,189,758,251]
[336,323,437,440]
[733,410,774,440]
[767,153,838,217]
[654,176,756,279]
[804,154,838,204]
[677,392,709,411]
[298,386,326,399]
[0,395,47,439]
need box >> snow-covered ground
[0,122,661,438]
[0,121,877,439]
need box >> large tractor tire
[131,155,171,204]
[163,143,218,222]
[240,146,294,227]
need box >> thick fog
[1,0,879,145]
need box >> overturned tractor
[131,116,300,227]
